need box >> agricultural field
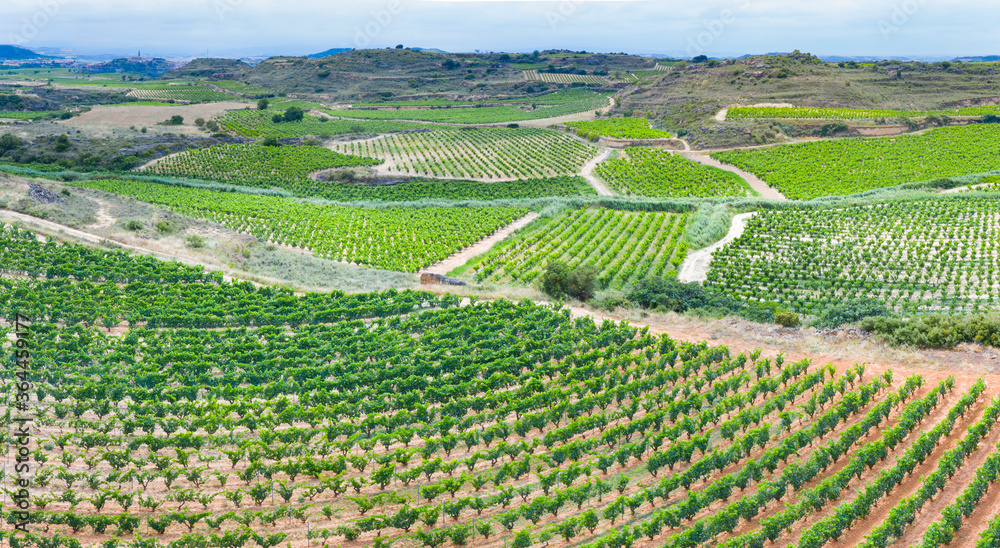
[73,179,527,271]
[329,128,597,181]
[706,197,1000,314]
[596,148,751,197]
[207,81,275,96]
[566,117,673,139]
[711,124,1000,200]
[324,93,609,124]
[9,227,1000,548]
[0,110,69,120]
[307,176,596,202]
[125,85,239,103]
[728,105,1000,120]
[522,70,609,84]
[141,143,381,196]
[466,207,690,288]
[218,109,445,138]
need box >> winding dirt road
[580,149,615,196]
[423,213,539,276]
[677,212,757,283]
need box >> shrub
[812,298,893,328]
[860,314,1000,349]
[161,115,184,126]
[541,261,598,301]
[773,309,801,328]
[185,235,206,249]
[262,136,280,147]
[124,220,144,231]
[155,221,174,234]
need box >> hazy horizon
[2,0,994,61]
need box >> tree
[54,134,71,152]
[396,44,404,49]
[541,261,598,301]
[0,133,22,155]
[257,98,269,110]
[283,106,305,122]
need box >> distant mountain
[309,48,351,59]
[81,57,177,77]
[0,45,53,60]
[953,55,1000,62]
[410,47,447,53]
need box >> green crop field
[8,219,1000,548]
[706,197,1000,314]
[711,124,1000,199]
[141,143,380,196]
[219,109,446,138]
[728,105,1000,120]
[125,86,240,102]
[596,148,751,197]
[523,70,609,84]
[566,118,673,139]
[298,176,596,202]
[330,128,597,180]
[73,179,526,271]
[467,207,690,288]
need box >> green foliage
[707,199,1000,314]
[812,298,894,328]
[124,219,144,231]
[185,234,206,249]
[773,309,801,328]
[161,115,184,126]
[713,125,1000,199]
[596,148,750,197]
[541,261,599,301]
[219,109,445,139]
[472,208,689,289]
[76,179,527,272]
[331,127,596,181]
[728,105,1000,120]
[566,118,672,139]
[860,314,1000,349]
[145,143,380,197]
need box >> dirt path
[581,148,615,196]
[136,150,187,171]
[677,212,756,283]
[715,108,728,122]
[942,182,996,194]
[88,199,116,229]
[423,213,539,276]
[681,152,787,200]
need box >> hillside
[0,44,52,60]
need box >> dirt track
[423,213,539,276]
[581,148,615,196]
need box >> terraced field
[706,197,1000,314]
[596,148,751,197]
[466,207,690,288]
[73,179,527,272]
[711,125,1000,199]
[9,227,1000,548]
[330,128,597,181]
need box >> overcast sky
[2,0,993,60]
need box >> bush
[541,261,598,301]
[860,314,1000,349]
[124,220,144,231]
[262,136,280,147]
[773,309,801,328]
[155,221,174,234]
[161,115,184,126]
[185,235,206,249]
[626,277,778,323]
[812,298,893,328]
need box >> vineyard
[522,70,609,84]
[595,148,751,197]
[218,110,445,139]
[728,105,1000,120]
[565,118,673,140]
[125,86,238,103]
[706,197,1000,314]
[72,179,527,272]
[7,226,1000,548]
[329,128,597,181]
[324,94,609,124]
[711,124,1000,199]
[466,207,690,288]
[140,143,381,197]
[298,176,597,202]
